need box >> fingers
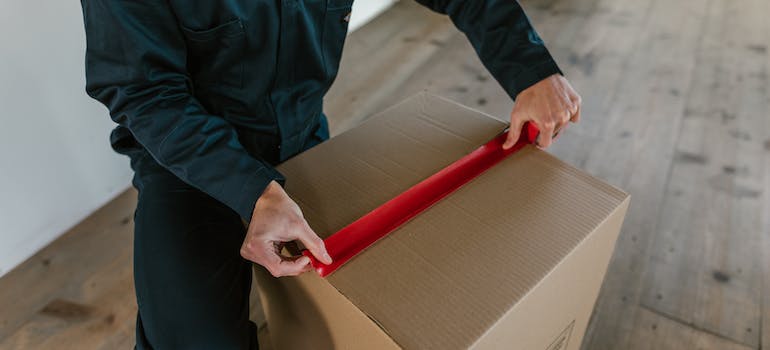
[243,185,332,277]
[537,107,574,147]
[242,239,314,277]
[265,254,312,277]
[538,119,556,148]
[570,104,581,124]
[503,107,527,149]
[242,213,332,277]
[295,220,333,265]
[537,93,580,148]
[271,220,331,276]
[277,255,313,276]
[570,93,582,123]
[514,76,581,148]
[511,97,579,149]
[553,122,568,140]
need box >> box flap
[277,93,629,349]
[278,93,505,240]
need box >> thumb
[297,222,333,265]
[275,255,313,277]
[504,110,527,149]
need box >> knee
[136,302,258,350]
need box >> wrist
[254,180,283,208]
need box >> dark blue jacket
[80,0,561,220]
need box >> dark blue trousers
[129,119,328,349]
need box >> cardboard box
[254,93,630,350]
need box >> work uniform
[80,0,561,348]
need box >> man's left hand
[503,74,581,149]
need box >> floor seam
[638,303,756,349]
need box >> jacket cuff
[232,166,286,222]
[503,59,563,100]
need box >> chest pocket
[181,19,245,89]
[322,0,353,83]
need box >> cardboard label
[546,320,575,350]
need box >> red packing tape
[303,122,540,277]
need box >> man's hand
[240,180,332,277]
[503,74,581,149]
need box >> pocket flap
[181,18,244,42]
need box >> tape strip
[304,122,540,277]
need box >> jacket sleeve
[80,0,284,221]
[415,0,562,99]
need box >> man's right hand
[240,180,333,277]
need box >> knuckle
[240,242,257,258]
[289,216,306,229]
[542,120,556,129]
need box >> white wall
[0,1,395,277]
[350,0,397,32]
[0,1,133,276]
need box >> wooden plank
[524,0,643,143]
[759,4,770,348]
[762,125,770,349]
[516,0,712,348]
[0,189,137,342]
[626,306,754,350]
[511,2,661,348]
[637,0,768,347]
[324,1,457,135]
[571,0,715,347]
[0,245,134,349]
[0,195,268,350]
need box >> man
[80,1,581,348]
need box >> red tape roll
[303,122,540,277]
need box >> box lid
[276,93,628,349]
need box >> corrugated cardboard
[255,93,630,350]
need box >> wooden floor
[1,0,768,348]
